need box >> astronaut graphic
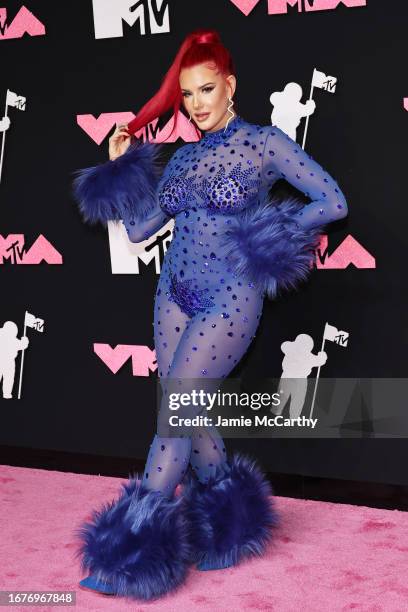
[0,90,26,184]
[0,321,29,398]
[270,82,316,140]
[0,116,10,132]
[272,333,327,419]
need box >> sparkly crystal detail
[168,272,215,318]
[195,162,259,213]
[158,167,197,215]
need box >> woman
[72,28,348,601]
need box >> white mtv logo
[108,219,173,274]
[92,0,169,39]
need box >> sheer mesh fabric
[119,115,347,497]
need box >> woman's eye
[182,87,214,97]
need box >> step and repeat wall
[1,0,407,485]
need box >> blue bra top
[156,114,347,230]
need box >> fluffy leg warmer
[183,453,280,570]
[74,478,191,600]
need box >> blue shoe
[196,559,233,571]
[79,575,115,595]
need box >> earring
[188,112,192,122]
[224,97,235,132]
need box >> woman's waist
[164,241,234,277]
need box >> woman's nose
[192,95,201,109]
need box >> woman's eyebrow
[181,82,216,93]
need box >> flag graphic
[311,69,337,93]
[6,90,26,110]
[24,311,44,332]
[323,323,349,347]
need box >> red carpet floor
[1,464,408,611]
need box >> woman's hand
[109,123,131,160]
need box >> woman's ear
[226,74,236,98]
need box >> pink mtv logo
[77,111,198,145]
[229,0,366,16]
[316,234,375,269]
[0,234,62,264]
[0,6,45,39]
[94,344,158,377]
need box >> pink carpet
[1,465,408,612]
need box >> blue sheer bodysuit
[120,115,348,497]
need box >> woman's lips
[195,113,210,121]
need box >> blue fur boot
[183,453,280,571]
[74,478,191,600]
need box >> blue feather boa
[220,192,325,299]
[73,478,191,600]
[71,139,163,226]
[183,453,280,570]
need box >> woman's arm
[122,203,172,243]
[260,125,348,230]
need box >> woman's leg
[169,301,279,571]
[190,426,229,484]
[144,280,264,495]
[76,282,195,598]
[161,296,264,482]
[141,283,193,497]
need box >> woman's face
[179,63,236,133]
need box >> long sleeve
[260,125,348,230]
[122,201,171,243]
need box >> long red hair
[127,28,237,141]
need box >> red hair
[126,28,237,141]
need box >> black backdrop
[1,0,407,486]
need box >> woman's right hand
[109,123,131,160]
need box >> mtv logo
[0,235,63,265]
[33,319,44,332]
[0,6,45,39]
[228,0,366,16]
[316,235,375,269]
[108,219,173,274]
[92,0,169,39]
[334,332,349,346]
[76,110,196,145]
[93,343,158,377]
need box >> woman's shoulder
[237,121,285,161]
[249,122,296,152]
[242,118,288,133]
[238,118,280,143]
